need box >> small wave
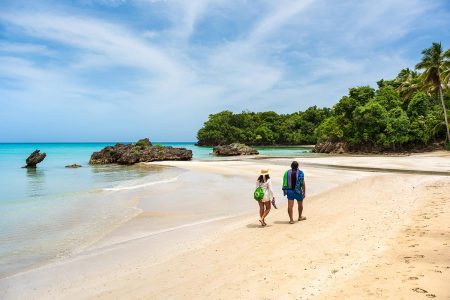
[103,177,179,192]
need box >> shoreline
[1,152,449,299]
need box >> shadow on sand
[246,223,273,228]
[273,220,293,224]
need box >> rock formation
[65,164,82,168]
[89,139,192,165]
[23,150,46,168]
[212,143,259,156]
[313,141,348,154]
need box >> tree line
[197,43,450,151]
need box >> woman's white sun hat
[259,169,271,175]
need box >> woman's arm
[268,180,275,200]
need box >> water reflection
[26,168,46,197]
[88,164,169,184]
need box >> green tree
[397,68,421,105]
[384,108,410,150]
[415,42,450,141]
[374,86,402,111]
[314,116,344,142]
[353,100,388,147]
[255,125,276,145]
[348,86,376,105]
[407,92,430,117]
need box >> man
[282,161,306,224]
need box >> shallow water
[0,142,312,277]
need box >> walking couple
[255,161,306,226]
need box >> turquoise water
[0,142,312,277]
[0,142,312,202]
[0,143,208,203]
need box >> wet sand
[1,151,449,299]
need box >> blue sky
[1,0,449,142]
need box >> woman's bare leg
[258,201,264,218]
[261,201,271,225]
[258,201,265,226]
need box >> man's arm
[302,180,306,199]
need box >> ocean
[0,142,312,278]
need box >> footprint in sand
[412,288,428,293]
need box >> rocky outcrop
[23,150,46,168]
[135,138,152,148]
[65,164,82,168]
[313,141,349,154]
[212,143,259,156]
[89,139,192,165]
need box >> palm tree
[415,42,450,141]
[397,68,421,103]
[442,48,450,88]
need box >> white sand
[1,151,449,299]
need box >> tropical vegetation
[197,43,450,151]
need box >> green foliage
[197,43,450,151]
[314,116,343,142]
[415,42,450,141]
[197,106,330,146]
[407,92,430,117]
[374,86,402,111]
[409,116,432,144]
[348,86,375,106]
[353,100,388,146]
[384,108,410,149]
[135,138,151,149]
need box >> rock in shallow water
[89,139,192,165]
[23,150,46,168]
[313,141,349,154]
[212,143,259,156]
[65,164,82,168]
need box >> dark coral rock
[313,141,349,154]
[212,143,259,156]
[23,150,46,168]
[65,164,82,168]
[89,139,192,165]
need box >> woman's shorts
[286,189,303,201]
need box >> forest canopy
[197,43,450,151]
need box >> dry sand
[1,152,449,299]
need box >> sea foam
[103,176,179,191]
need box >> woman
[256,169,276,226]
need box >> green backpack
[254,186,264,201]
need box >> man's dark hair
[291,161,299,170]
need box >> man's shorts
[286,189,303,201]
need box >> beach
[1,152,449,299]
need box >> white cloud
[248,0,315,44]
[0,0,448,141]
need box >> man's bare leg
[298,201,306,221]
[288,200,295,224]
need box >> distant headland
[197,43,450,154]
